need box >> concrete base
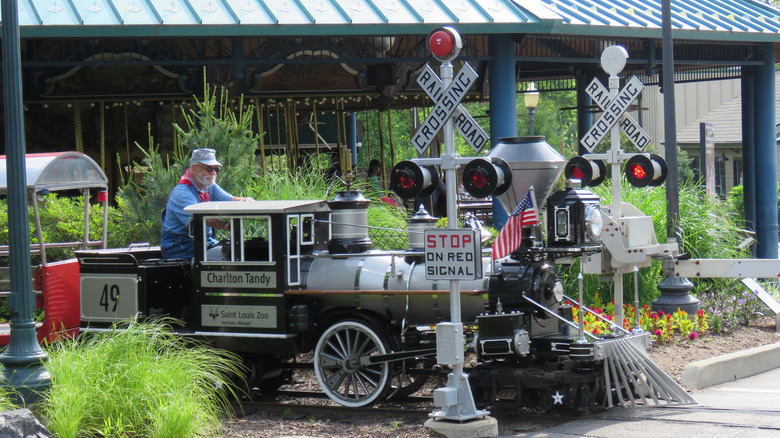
[425,416,498,438]
[681,342,780,389]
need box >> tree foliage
[117,84,258,245]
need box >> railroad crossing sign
[417,65,488,153]
[580,76,648,153]
[411,62,478,155]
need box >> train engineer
[160,148,252,259]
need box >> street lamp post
[524,82,539,136]
[0,0,52,405]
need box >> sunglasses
[198,165,220,173]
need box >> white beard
[196,172,216,188]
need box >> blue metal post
[0,0,52,405]
[488,35,517,229]
[741,67,756,255]
[576,75,593,156]
[753,44,777,259]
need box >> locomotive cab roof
[184,199,330,215]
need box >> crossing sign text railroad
[412,63,478,154]
[581,76,646,152]
[417,65,488,153]
[584,77,651,152]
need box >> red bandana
[178,169,209,202]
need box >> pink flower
[657,310,664,317]
[654,329,662,337]
[689,332,698,341]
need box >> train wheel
[314,320,391,407]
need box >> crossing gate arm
[673,259,780,278]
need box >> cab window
[204,215,272,263]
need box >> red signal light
[468,168,489,189]
[629,163,647,180]
[397,170,416,191]
[564,156,606,187]
[390,161,440,199]
[462,157,512,199]
[624,154,667,187]
[570,166,586,181]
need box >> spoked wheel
[314,320,392,407]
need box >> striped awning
[3,0,779,41]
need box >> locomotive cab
[77,199,332,355]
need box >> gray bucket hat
[190,148,222,167]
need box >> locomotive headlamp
[553,281,564,303]
[546,184,603,249]
[583,203,603,241]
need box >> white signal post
[420,27,490,426]
[579,46,637,328]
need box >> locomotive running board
[596,335,696,408]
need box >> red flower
[657,310,664,317]
[697,309,705,318]
[654,329,662,337]
[689,332,698,341]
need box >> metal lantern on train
[546,181,603,248]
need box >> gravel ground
[221,316,780,438]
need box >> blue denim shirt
[160,180,233,259]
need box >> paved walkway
[501,357,780,437]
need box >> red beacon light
[427,27,462,62]
[624,153,667,187]
[564,156,606,187]
[462,157,512,199]
[389,160,441,199]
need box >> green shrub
[41,318,244,438]
[558,180,751,308]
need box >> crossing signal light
[462,157,512,198]
[565,156,606,187]
[390,160,440,199]
[625,153,667,187]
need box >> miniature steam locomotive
[40,137,691,411]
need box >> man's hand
[232,196,254,201]
[206,218,230,230]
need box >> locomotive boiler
[45,137,692,411]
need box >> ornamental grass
[39,318,245,438]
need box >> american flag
[492,187,539,259]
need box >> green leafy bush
[558,180,751,309]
